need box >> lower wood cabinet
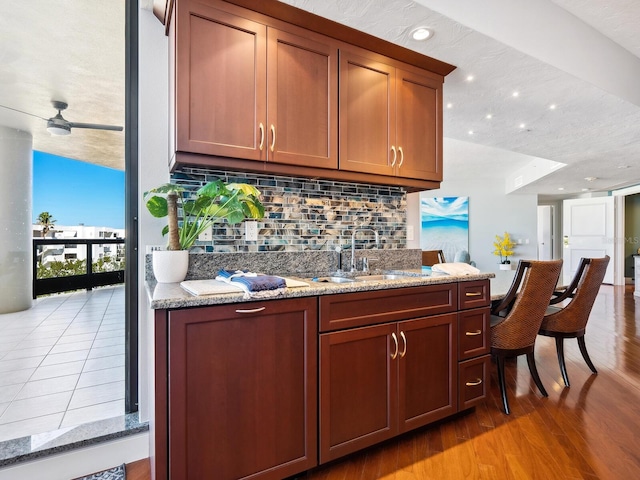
[319,313,457,463]
[153,280,492,478]
[163,297,318,480]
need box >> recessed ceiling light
[618,164,630,169]
[581,188,589,192]
[486,114,492,119]
[584,176,597,182]
[468,130,474,135]
[411,27,433,41]
[558,187,565,191]
[519,123,526,129]
[466,75,474,82]
[512,91,519,97]
[549,104,557,110]
[446,103,453,109]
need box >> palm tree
[37,211,56,238]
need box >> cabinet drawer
[319,283,457,332]
[458,355,491,410]
[458,307,490,361]
[458,280,489,310]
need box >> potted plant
[144,179,264,282]
[493,231,516,270]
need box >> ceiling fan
[0,100,123,136]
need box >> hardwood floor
[130,285,640,480]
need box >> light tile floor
[0,286,125,442]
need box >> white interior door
[562,197,615,285]
[537,205,553,260]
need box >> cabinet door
[395,68,443,180]
[319,323,398,463]
[398,313,457,432]
[176,3,267,160]
[168,298,317,480]
[339,50,395,176]
[267,27,338,169]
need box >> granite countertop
[146,269,496,310]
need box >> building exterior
[33,224,125,266]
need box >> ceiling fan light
[46,121,71,136]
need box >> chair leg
[496,355,510,414]
[577,335,598,374]
[526,352,548,397]
[555,337,570,387]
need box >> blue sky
[33,151,125,229]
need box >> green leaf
[145,183,186,196]
[146,196,168,218]
[227,183,261,197]
[197,179,225,197]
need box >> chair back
[492,259,563,350]
[422,250,445,266]
[545,256,610,332]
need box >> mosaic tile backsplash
[171,166,407,253]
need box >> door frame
[125,0,139,413]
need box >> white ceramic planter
[152,250,189,283]
[499,263,513,271]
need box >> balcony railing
[32,238,125,298]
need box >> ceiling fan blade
[68,122,124,132]
[0,104,48,120]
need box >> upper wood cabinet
[167,0,455,190]
[173,1,338,169]
[339,48,443,181]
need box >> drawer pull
[235,307,266,314]
[465,292,482,297]
[466,378,483,386]
[399,331,407,358]
[465,330,482,336]
[391,332,399,360]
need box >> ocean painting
[420,196,469,263]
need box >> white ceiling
[0,0,125,170]
[282,0,640,200]
[1,0,639,200]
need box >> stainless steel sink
[354,274,409,281]
[312,276,358,284]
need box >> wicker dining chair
[539,255,610,387]
[422,249,445,266]
[490,259,563,414]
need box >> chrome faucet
[351,228,380,272]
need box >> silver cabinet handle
[270,124,276,152]
[390,145,397,167]
[258,123,265,151]
[466,378,483,386]
[391,332,399,360]
[465,330,482,336]
[399,331,407,358]
[398,146,404,167]
[235,307,266,314]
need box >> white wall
[407,177,539,272]
[138,4,170,430]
